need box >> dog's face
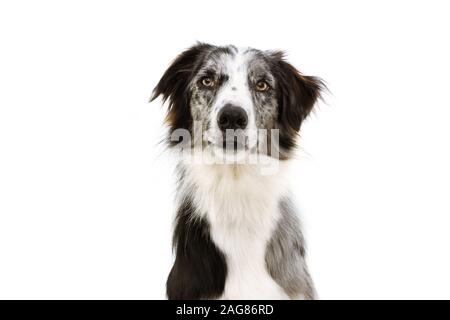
[151,43,323,160]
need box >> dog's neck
[179,159,290,226]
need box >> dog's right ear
[150,43,212,128]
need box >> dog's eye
[255,80,269,92]
[201,77,215,88]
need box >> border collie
[151,43,324,300]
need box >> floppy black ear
[271,52,324,132]
[150,43,212,128]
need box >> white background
[1,0,449,299]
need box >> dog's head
[151,43,324,161]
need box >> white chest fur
[182,160,291,299]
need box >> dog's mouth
[207,135,249,152]
[221,136,247,151]
[206,130,257,153]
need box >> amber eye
[201,77,215,88]
[255,80,269,92]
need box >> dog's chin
[207,139,252,163]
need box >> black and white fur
[151,43,324,300]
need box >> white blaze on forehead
[217,49,252,110]
[212,48,257,130]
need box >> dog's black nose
[217,105,248,131]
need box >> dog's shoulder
[166,195,227,300]
[265,197,316,299]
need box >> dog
[151,43,324,299]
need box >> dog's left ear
[271,52,325,132]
